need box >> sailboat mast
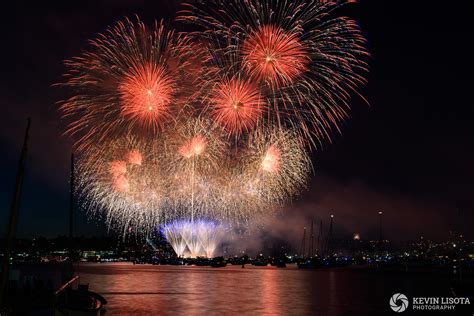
[317,220,322,256]
[299,227,306,258]
[69,153,74,261]
[327,215,334,256]
[0,118,31,306]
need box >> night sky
[0,1,473,242]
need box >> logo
[390,293,409,313]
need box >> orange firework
[179,0,369,144]
[240,126,311,205]
[109,160,129,191]
[242,25,308,88]
[179,135,207,158]
[261,145,281,173]
[119,63,175,130]
[126,149,142,165]
[62,0,369,236]
[58,18,194,150]
[112,174,130,192]
[109,160,127,176]
[208,78,264,135]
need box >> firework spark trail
[61,0,368,238]
[178,0,369,145]
[165,116,227,222]
[207,77,265,136]
[119,62,175,127]
[58,18,197,150]
[242,25,309,88]
[242,126,312,207]
[162,223,187,257]
[75,135,168,233]
[75,124,311,233]
[162,220,226,258]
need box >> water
[74,263,456,315]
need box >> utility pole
[0,119,31,307]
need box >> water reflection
[75,263,453,315]
[261,269,279,315]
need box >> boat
[54,277,107,316]
[210,257,227,268]
[275,259,287,268]
[297,257,324,269]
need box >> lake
[74,263,457,315]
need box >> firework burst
[163,116,228,222]
[178,0,369,144]
[75,124,311,232]
[76,135,167,233]
[164,116,227,175]
[58,18,194,150]
[207,77,265,136]
[211,126,312,224]
[242,25,308,88]
[119,62,175,128]
[59,1,369,237]
[242,126,312,206]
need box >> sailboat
[0,120,107,314]
[54,154,107,315]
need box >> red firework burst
[119,63,175,130]
[261,145,281,173]
[127,149,143,165]
[109,160,127,176]
[109,160,129,191]
[112,174,130,192]
[242,25,308,88]
[209,78,264,135]
[179,135,207,158]
[58,18,193,151]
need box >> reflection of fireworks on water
[162,220,226,258]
